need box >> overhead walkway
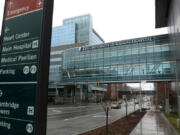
[61,34,176,84]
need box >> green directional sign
[0,84,36,134]
[0,0,54,135]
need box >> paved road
[47,102,139,135]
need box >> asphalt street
[47,102,139,135]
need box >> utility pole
[106,106,109,135]
[138,43,142,112]
[134,92,136,111]
[139,68,142,112]
[165,82,170,114]
[116,83,118,102]
[73,83,76,104]
[126,97,128,118]
[101,100,110,135]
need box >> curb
[160,112,179,135]
[129,111,148,135]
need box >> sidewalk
[130,108,179,135]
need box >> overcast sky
[0,0,5,33]
[0,0,164,90]
[53,0,167,43]
[1,0,167,42]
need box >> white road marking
[48,108,103,117]
[48,106,87,110]
[48,108,57,110]
[52,110,62,113]
[93,115,112,118]
[48,109,62,116]
[63,112,105,121]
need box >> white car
[111,102,121,109]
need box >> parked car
[111,102,121,109]
[118,100,123,104]
[135,101,139,104]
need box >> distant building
[155,0,180,110]
[51,24,76,47]
[51,14,104,47]
[62,34,172,84]
[62,14,104,45]
[61,34,173,101]
[49,14,104,97]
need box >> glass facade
[49,66,61,84]
[51,24,76,47]
[62,34,175,83]
[49,14,105,89]
[63,14,92,45]
[91,29,104,45]
[63,14,104,45]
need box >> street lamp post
[138,67,142,112]
[126,96,128,118]
[139,81,142,112]
[116,83,118,102]
[73,83,76,104]
[165,82,170,114]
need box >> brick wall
[156,82,171,106]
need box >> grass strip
[164,112,180,135]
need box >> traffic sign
[0,0,54,134]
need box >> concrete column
[95,90,97,102]
[165,98,170,114]
[62,87,68,104]
[165,82,170,114]
[85,88,88,102]
[154,83,158,108]
[80,88,83,101]
[105,84,112,100]
[157,83,166,107]
[156,82,171,112]
[73,86,76,104]
[64,87,67,98]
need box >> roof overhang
[155,0,171,28]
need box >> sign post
[0,0,54,134]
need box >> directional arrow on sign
[0,90,3,97]
[8,0,14,9]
